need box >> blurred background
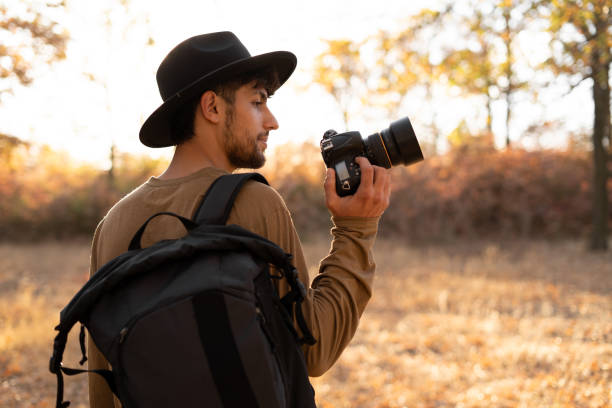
[0,0,610,407]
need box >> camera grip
[333,159,361,197]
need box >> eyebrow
[255,90,269,100]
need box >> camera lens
[364,117,423,168]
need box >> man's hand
[324,156,392,218]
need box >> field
[0,239,610,407]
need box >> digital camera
[320,117,424,196]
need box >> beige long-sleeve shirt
[88,166,379,408]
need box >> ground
[0,238,610,407]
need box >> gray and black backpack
[49,173,317,408]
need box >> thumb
[324,168,337,198]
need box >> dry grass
[0,241,91,408]
[305,239,612,408]
[1,239,610,407]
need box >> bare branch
[546,75,591,98]
[0,3,68,94]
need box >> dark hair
[170,68,280,145]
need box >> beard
[222,108,267,169]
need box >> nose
[264,106,279,131]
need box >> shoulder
[101,183,151,228]
[228,177,293,231]
[237,178,288,212]
[95,181,162,255]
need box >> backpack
[49,173,317,408]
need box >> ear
[199,90,221,124]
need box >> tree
[80,0,154,186]
[408,0,532,148]
[312,39,367,128]
[312,2,538,153]
[0,1,68,99]
[536,0,611,250]
[312,11,447,154]
[0,133,30,173]
[373,9,447,154]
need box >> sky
[0,0,595,168]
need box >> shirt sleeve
[87,219,121,408]
[302,216,379,376]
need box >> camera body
[321,130,377,196]
[320,117,424,197]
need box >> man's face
[221,82,279,169]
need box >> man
[88,31,391,407]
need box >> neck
[157,136,234,180]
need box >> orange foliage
[0,145,166,239]
[266,145,604,242]
[383,148,601,241]
[0,142,607,242]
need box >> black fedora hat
[139,31,297,148]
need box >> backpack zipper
[256,305,277,351]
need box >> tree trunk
[589,56,610,251]
[108,143,116,188]
[426,84,438,155]
[342,109,349,130]
[486,94,494,147]
[504,7,513,149]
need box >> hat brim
[139,51,296,148]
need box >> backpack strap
[50,324,119,408]
[193,173,269,225]
[194,172,316,345]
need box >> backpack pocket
[116,290,286,408]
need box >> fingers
[368,165,390,214]
[384,169,391,207]
[355,157,374,199]
[324,168,339,213]
[378,166,391,209]
[373,164,387,188]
